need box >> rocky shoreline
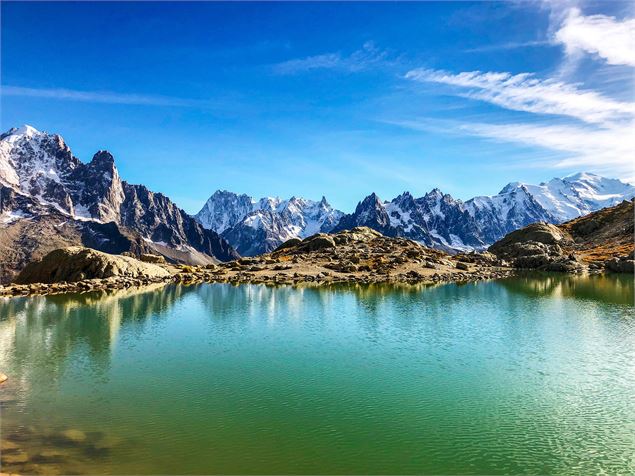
[0,261,517,298]
[2,206,632,300]
[0,274,172,298]
[1,228,521,298]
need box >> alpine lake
[0,273,633,474]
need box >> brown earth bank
[1,200,632,299]
[489,199,634,273]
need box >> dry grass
[559,199,634,263]
[577,243,634,262]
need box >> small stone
[1,451,28,464]
[30,450,68,463]
[139,253,166,264]
[1,439,19,451]
[59,429,87,444]
[456,261,470,271]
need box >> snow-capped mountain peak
[0,125,81,213]
[425,187,444,198]
[3,124,41,140]
[1,126,238,269]
[514,173,634,222]
[357,193,385,220]
[392,191,415,204]
[333,173,634,252]
[258,196,282,211]
[498,181,522,194]
[194,190,256,234]
[195,190,344,255]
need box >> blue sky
[2,1,633,213]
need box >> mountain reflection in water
[0,273,632,475]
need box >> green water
[0,274,633,475]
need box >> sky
[1,1,633,214]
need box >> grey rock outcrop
[605,256,635,273]
[274,238,302,252]
[488,222,584,271]
[296,234,336,252]
[15,247,171,284]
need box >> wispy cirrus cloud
[388,117,634,180]
[460,122,634,171]
[465,40,552,53]
[464,7,634,70]
[272,41,390,75]
[554,7,635,67]
[1,85,217,108]
[402,25,635,181]
[404,69,634,126]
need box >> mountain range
[195,191,343,255]
[1,125,634,281]
[197,174,635,254]
[0,125,237,282]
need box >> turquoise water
[0,274,633,474]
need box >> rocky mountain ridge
[2,201,631,298]
[0,125,237,283]
[2,124,633,285]
[333,173,634,251]
[197,173,633,256]
[0,227,514,298]
[195,190,344,256]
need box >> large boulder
[15,246,171,284]
[333,227,383,245]
[489,222,580,271]
[490,222,570,257]
[273,238,302,252]
[545,255,586,273]
[514,254,552,269]
[139,253,167,264]
[605,257,635,273]
[296,234,336,252]
[454,251,499,266]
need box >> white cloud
[272,53,342,74]
[554,8,635,67]
[405,68,634,126]
[273,41,389,74]
[1,85,214,108]
[402,59,634,180]
[389,117,635,181]
[465,40,552,53]
[460,121,634,170]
